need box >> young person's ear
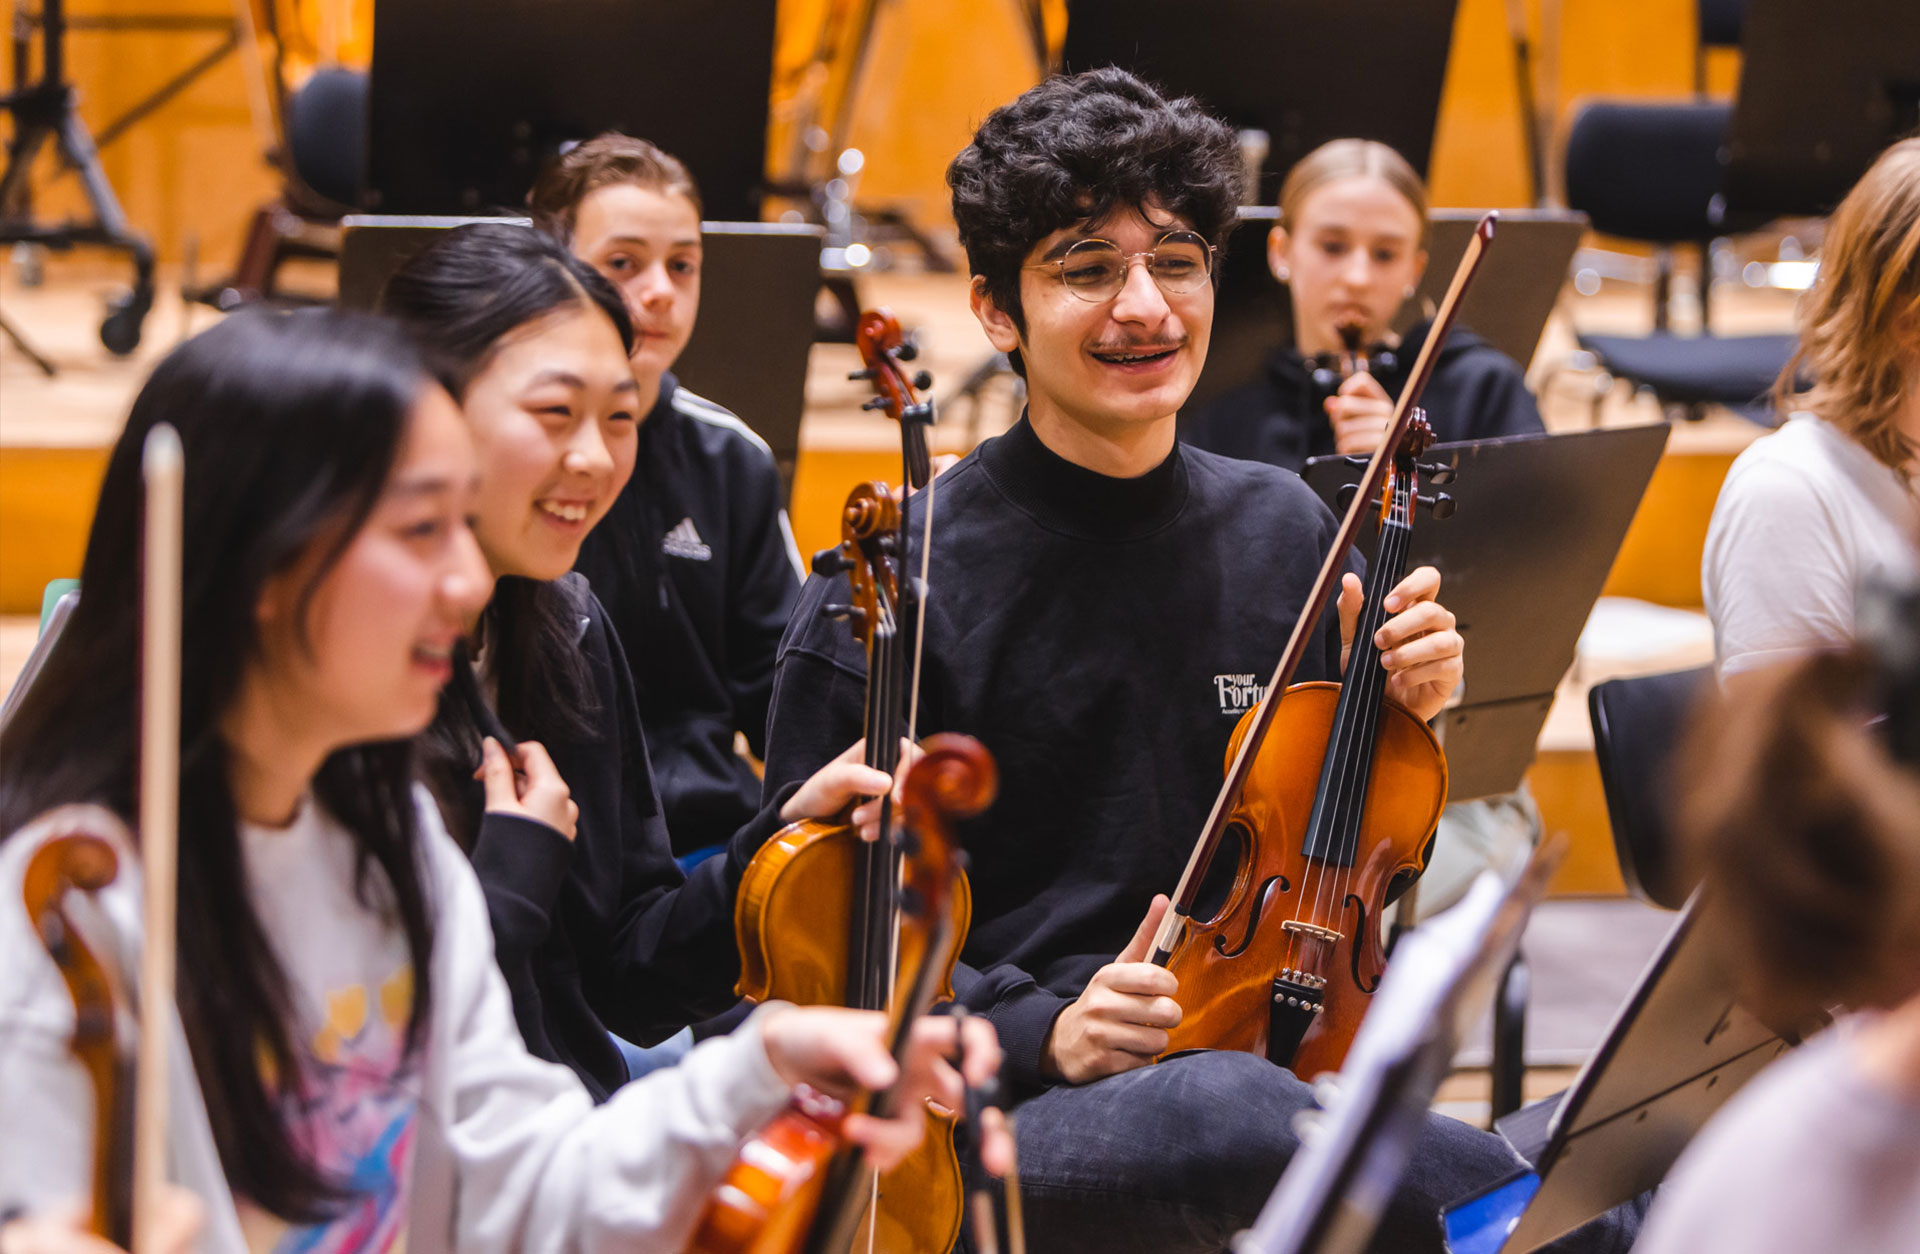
[1267,226,1293,284]
[1411,247,1430,296]
[970,275,1024,355]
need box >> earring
[1274,265,1291,283]
[1404,284,1417,300]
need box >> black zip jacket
[1182,318,1544,472]
[576,374,803,857]
[464,574,798,1101]
[761,418,1354,1094]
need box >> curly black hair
[947,68,1243,350]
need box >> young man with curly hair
[529,135,804,862]
[763,70,1642,1253]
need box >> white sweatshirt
[1703,413,1918,678]
[0,792,791,1253]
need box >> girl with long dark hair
[0,309,998,1252]
[380,223,889,1098]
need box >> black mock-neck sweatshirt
[761,417,1352,1093]
[575,374,803,857]
[1182,317,1544,473]
[453,574,797,1101]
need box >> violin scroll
[851,309,935,489]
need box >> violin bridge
[1280,920,1343,944]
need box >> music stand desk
[1447,899,1795,1254]
[338,215,824,496]
[1301,424,1670,801]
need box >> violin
[1306,317,1399,398]
[20,424,185,1250]
[691,735,996,1254]
[728,310,969,1251]
[22,824,135,1243]
[1147,217,1496,1078]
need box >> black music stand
[337,215,823,496]
[1724,0,1920,219]
[1233,842,1562,1254]
[1062,0,1457,202]
[1301,424,1671,802]
[365,0,776,220]
[1189,208,1585,417]
[1439,898,1797,1254]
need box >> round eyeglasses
[1027,231,1216,303]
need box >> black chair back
[1564,101,1736,244]
[1588,665,1714,910]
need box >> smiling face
[459,303,640,581]
[252,386,491,747]
[973,202,1212,456]
[1272,174,1427,357]
[571,182,702,388]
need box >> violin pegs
[861,397,891,412]
[1418,492,1456,520]
[811,546,855,578]
[1336,483,1359,510]
[848,367,876,382]
[912,369,934,391]
[895,341,920,362]
[1417,461,1457,485]
[822,604,867,627]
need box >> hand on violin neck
[757,1006,1007,1172]
[1338,566,1463,724]
[477,737,578,840]
[1042,895,1183,1085]
[783,737,923,839]
[1324,369,1393,456]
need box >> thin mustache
[1088,339,1186,354]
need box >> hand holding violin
[1324,369,1396,456]
[759,1006,1013,1175]
[1337,565,1462,723]
[1042,895,1184,1085]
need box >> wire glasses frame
[1025,231,1217,303]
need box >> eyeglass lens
[1059,232,1212,300]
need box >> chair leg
[1652,248,1673,334]
[1491,950,1530,1121]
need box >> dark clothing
[576,374,803,857]
[763,418,1351,1094]
[464,574,796,1101]
[1184,318,1544,473]
[763,419,1641,1254]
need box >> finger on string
[1337,572,1365,655]
[1375,602,1454,650]
[1381,629,1464,670]
[1384,565,1441,613]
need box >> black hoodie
[1182,318,1543,472]
[576,374,803,857]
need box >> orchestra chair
[191,29,366,310]
[1587,666,1715,911]
[1561,0,1799,426]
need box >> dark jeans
[992,1050,1644,1254]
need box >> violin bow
[1149,214,1498,967]
[134,423,185,1250]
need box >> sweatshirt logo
[1214,673,1267,715]
[662,516,712,561]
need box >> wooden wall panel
[11,0,1721,265]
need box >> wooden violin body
[698,737,996,1254]
[730,822,973,1254]
[1161,684,1445,1078]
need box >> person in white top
[0,309,1004,1254]
[1635,624,1920,1254]
[1704,138,1920,677]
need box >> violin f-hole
[1215,874,1289,960]
[1343,893,1381,993]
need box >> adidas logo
[662,516,712,561]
